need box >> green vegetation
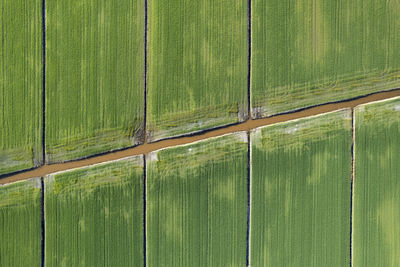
[45,0,145,162]
[147,133,248,266]
[0,0,42,175]
[353,97,400,266]
[147,0,248,141]
[44,156,144,266]
[251,0,400,117]
[250,110,352,266]
[0,178,42,267]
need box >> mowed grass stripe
[0,0,42,175]
[353,96,400,266]
[250,110,352,266]
[0,178,42,267]
[147,133,248,266]
[147,0,248,141]
[45,0,145,163]
[251,0,400,118]
[44,156,144,266]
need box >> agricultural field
[251,0,400,118]
[0,0,42,175]
[250,110,352,266]
[353,97,400,266]
[0,178,42,267]
[147,0,248,141]
[2,0,400,265]
[45,0,145,163]
[146,133,248,266]
[44,156,144,266]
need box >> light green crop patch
[251,0,400,117]
[45,0,145,163]
[353,96,400,267]
[250,110,352,266]
[147,0,248,141]
[0,178,42,267]
[0,0,42,175]
[44,156,144,267]
[147,133,248,266]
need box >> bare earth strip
[1,88,400,185]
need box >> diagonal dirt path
[1,88,400,185]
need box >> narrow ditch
[143,0,148,143]
[140,14,149,267]
[41,0,46,165]
[40,177,45,267]
[41,2,46,266]
[143,155,147,267]
[246,131,251,266]
[246,3,252,264]
[349,109,355,267]
[247,0,252,118]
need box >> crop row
[1,97,399,266]
[2,0,400,175]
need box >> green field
[45,0,144,163]
[251,0,400,117]
[353,97,400,266]
[146,133,248,266]
[44,156,144,266]
[147,0,248,141]
[0,0,42,175]
[0,178,42,267]
[250,110,352,266]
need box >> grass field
[250,110,352,266]
[146,133,248,266]
[45,0,145,163]
[0,178,42,267]
[353,97,400,266]
[44,156,144,266]
[147,0,248,141]
[0,0,42,175]
[251,0,400,118]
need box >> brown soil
[1,88,400,185]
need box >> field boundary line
[41,0,46,164]
[350,109,355,267]
[40,177,45,267]
[247,0,252,119]
[246,131,251,266]
[143,155,147,267]
[143,0,148,143]
[1,88,400,185]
